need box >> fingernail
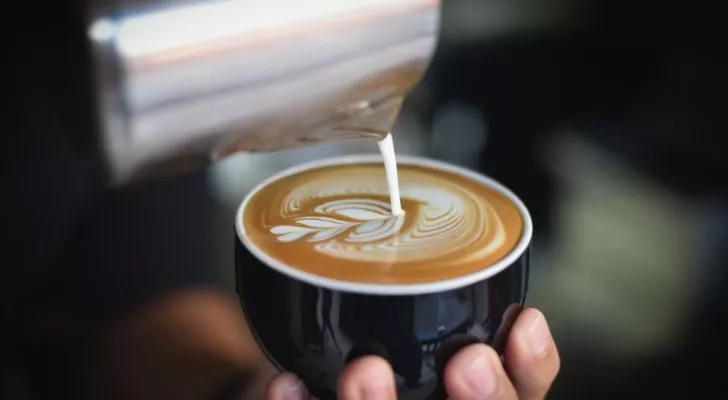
[463,352,498,397]
[283,379,307,400]
[525,311,550,356]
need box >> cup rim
[235,154,533,295]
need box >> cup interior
[235,154,532,296]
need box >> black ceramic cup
[235,156,531,400]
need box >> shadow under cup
[234,156,531,400]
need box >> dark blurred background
[7,0,728,398]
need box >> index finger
[444,343,519,400]
[338,356,397,400]
[504,308,560,400]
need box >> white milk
[377,133,403,216]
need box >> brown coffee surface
[242,162,523,285]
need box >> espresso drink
[241,157,524,285]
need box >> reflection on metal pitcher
[87,0,440,183]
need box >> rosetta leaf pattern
[270,199,394,243]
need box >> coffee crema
[242,162,523,284]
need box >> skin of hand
[266,308,560,400]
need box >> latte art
[269,178,505,267]
[271,198,404,244]
[242,162,523,284]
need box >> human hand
[266,308,559,400]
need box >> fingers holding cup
[504,308,560,400]
[444,343,519,400]
[338,356,397,400]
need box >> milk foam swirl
[268,170,506,266]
